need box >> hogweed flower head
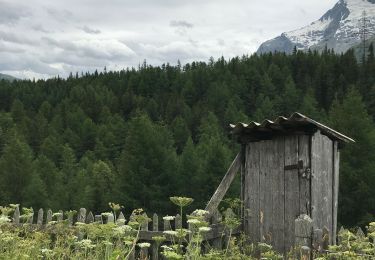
[169,197,194,208]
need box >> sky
[0,0,338,79]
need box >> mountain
[257,0,375,54]
[0,73,18,81]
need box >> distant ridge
[0,73,18,81]
[257,0,375,54]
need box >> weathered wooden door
[243,135,311,253]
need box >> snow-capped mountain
[257,0,375,54]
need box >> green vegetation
[0,199,374,259]
[0,48,374,228]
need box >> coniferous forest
[0,47,375,228]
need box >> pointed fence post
[294,214,312,260]
[46,209,52,224]
[27,208,34,224]
[37,208,44,226]
[13,206,20,226]
[57,210,63,222]
[117,212,126,226]
[86,211,94,223]
[141,213,149,231]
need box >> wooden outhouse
[205,112,354,253]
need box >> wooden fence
[8,206,238,260]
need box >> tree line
[0,45,374,227]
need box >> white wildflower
[0,215,11,224]
[163,230,178,236]
[198,227,211,232]
[192,209,209,217]
[161,245,174,251]
[163,215,175,221]
[137,242,151,248]
[187,218,201,224]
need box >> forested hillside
[0,46,374,228]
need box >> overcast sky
[0,0,337,79]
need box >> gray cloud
[0,1,30,25]
[82,25,101,34]
[170,20,194,29]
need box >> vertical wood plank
[311,131,322,230]
[284,135,299,252]
[332,141,340,245]
[298,135,311,216]
[259,140,273,244]
[272,137,285,252]
[244,142,260,243]
[324,136,333,244]
[311,130,333,245]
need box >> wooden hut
[205,112,354,253]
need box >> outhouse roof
[230,112,354,143]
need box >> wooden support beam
[205,151,242,217]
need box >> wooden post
[13,206,20,226]
[295,214,312,259]
[37,208,44,226]
[211,211,223,250]
[205,152,242,217]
